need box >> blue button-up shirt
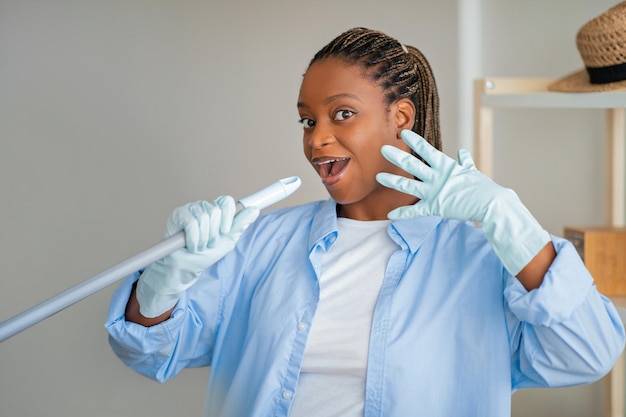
[106,198,625,417]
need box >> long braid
[309,27,442,150]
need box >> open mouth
[312,157,350,186]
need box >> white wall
[0,1,457,416]
[480,0,616,237]
[0,0,620,416]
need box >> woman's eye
[334,110,354,121]
[299,117,315,129]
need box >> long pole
[0,176,301,342]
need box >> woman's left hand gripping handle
[136,196,260,318]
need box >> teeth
[314,157,348,165]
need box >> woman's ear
[393,98,416,138]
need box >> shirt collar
[308,198,442,254]
[389,216,443,254]
[308,198,339,251]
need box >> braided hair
[308,27,442,151]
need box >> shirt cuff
[503,236,594,327]
[104,272,186,353]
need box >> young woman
[106,27,625,417]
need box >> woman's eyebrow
[324,93,360,105]
[297,93,361,110]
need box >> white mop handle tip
[237,176,301,210]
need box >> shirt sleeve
[104,269,222,383]
[504,236,625,390]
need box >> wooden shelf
[478,77,626,108]
[482,91,626,108]
[474,77,625,227]
[474,77,626,417]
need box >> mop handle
[0,176,301,342]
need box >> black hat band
[587,61,626,84]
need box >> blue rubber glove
[136,196,260,318]
[376,129,550,276]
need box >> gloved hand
[136,196,260,318]
[376,129,550,276]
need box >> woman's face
[297,58,416,220]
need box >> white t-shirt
[289,218,398,417]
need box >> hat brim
[548,68,626,92]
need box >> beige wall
[0,1,620,416]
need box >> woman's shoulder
[249,199,329,233]
[233,200,330,252]
[259,199,326,220]
[267,199,325,214]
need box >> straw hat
[548,1,626,92]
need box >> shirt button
[283,390,292,399]
[297,322,307,331]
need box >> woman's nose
[308,124,335,149]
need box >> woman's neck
[337,190,418,221]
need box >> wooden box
[564,226,626,296]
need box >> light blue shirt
[106,198,625,417]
